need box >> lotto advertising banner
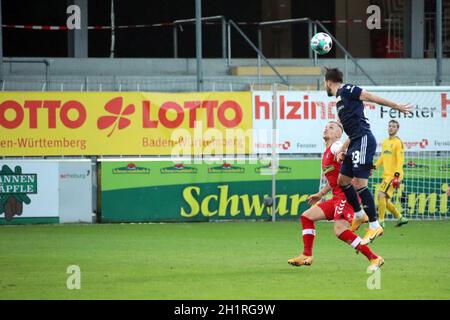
[252,90,450,154]
[0,92,252,156]
[100,159,321,222]
[0,160,59,224]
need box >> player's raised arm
[359,90,413,114]
[335,138,350,162]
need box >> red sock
[301,215,315,256]
[338,229,378,261]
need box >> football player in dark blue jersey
[323,67,412,245]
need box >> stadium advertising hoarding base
[100,159,320,222]
[101,159,450,222]
[372,157,450,219]
[0,160,93,224]
[58,161,93,223]
[0,160,59,224]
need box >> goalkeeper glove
[392,172,401,189]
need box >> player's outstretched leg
[288,206,326,267]
[386,200,408,227]
[378,192,387,228]
[334,220,384,271]
[288,215,315,266]
[338,177,367,231]
[356,185,383,245]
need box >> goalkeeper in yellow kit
[374,120,408,228]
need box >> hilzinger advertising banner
[252,90,450,154]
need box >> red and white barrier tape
[1,23,173,30]
[1,19,390,31]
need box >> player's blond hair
[328,121,343,132]
[327,121,343,139]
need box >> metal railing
[172,16,378,87]
[173,15,227,58]
[253,17,377,86]
[425,12,450,57]
[257,18,314,59]
[386,14,404,56]
[0,17,380,89]
[314,20,377,85]
[227,20,289,86]
[171,15,378,86]
[2,58,51,90]
[2,77,448,92]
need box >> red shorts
[317,197,354,223]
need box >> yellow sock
[386,200,402,219]
[378,197,386,222]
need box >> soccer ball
[263,196,273,208]
[310,32,333,55]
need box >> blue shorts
[340,133,377,179]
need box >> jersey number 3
[352,151,360,164]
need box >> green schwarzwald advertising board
[100,159,321,222]
[101,158,450,222]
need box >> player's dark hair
[389,120,400,128]
[324,67,343,83]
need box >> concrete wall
[2,57,448,76]
[1,58,449,91]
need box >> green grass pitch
[1,220,449,299]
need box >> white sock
[369,221,380,229]
[354,210,364,219]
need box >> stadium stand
[1,58,449,92]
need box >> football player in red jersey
[288,121,384,271]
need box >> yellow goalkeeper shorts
[379,178,395,198]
